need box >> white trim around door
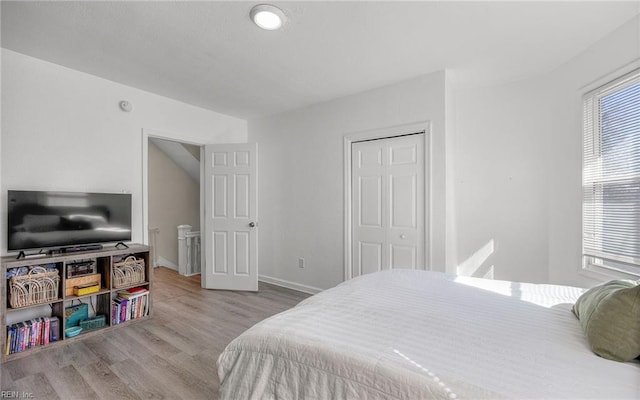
[343,121,432,281]
[141,128,206,287]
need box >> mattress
[217,270,640,399]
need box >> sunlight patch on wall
[456,239,494,278]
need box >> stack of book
[5,316,60,355]
[111,286,149,325]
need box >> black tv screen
[7,190,132,251]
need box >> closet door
[351,134,425,278]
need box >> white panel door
[352,140,386,276]
[203,143,258,291]
[352,134,425,278]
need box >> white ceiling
[2,1,639,119]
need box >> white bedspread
[217,270,640,399]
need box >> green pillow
[572,280,640,362]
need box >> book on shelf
[25,320,33,349]
[117,286,148,299]
[17,322,24,352]
[113,297,128,323]
[112,290,149,322]
[121,298,128,323]
[111,301,120,325]
[49,316,60,343]
[33,319,39,349]
[5,316,58,355]
[131,297,137,319]
[9,325,15,355]
[22,322,28,351]
[10,326,16,355]
[140,295,146,317]
[12,323,19,353]
[29,318,42,349]
[136,297,142,318]
[31,319,38,349]
[128,297,134,320]
[129,298,134,319]
[32,320,38,349]
[5,327,12,356]
[44,317,50,346]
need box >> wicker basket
[9,267,60,308]
[112,256,145,288]
[79,315,106,331]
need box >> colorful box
[65,274,101,296]
[73,283,100,296]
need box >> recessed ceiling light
[250,4,286,31]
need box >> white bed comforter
[217,270,640,399]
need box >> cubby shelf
[64,288,111,301]
[1,244,151,363]
[5,299,64,312]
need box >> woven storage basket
[112,256,145,288]
[9,267,60,308]
[79,315,106,331]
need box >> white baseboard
[157,256,178,271]
[258,275,323,295]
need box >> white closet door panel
[390,144,417,165]
[390,244,417,269]
[358,145,383,168]
[360,241,383,275]
[359,176,382,227]
[390,174,417,229]
[352,141,387,278]
[352,134,425,277]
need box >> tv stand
[1,244,151,363]
[115,242,129,249]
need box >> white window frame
[582,65,640,280]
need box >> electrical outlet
[298,258,305,268]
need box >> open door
[202,143,258,291]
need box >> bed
[217,270,640,399]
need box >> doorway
[142,130,259,292]
[147,136,202,275]
[344,123,431,280]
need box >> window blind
[583,69,640,274]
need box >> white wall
[249,72,447,291]
[546,15,640,287]
[251,63,560,289]
[1,49,247,254]
[453,15,640,287]
[453,75,552,283]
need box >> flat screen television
[7,190,132,252]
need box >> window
[583,68,640,277]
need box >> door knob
[400,234,407,239]
[249,222,257,228]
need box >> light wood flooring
[1,267,310,399]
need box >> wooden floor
[0,267,310,399]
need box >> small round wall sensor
[119,100,133,112]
